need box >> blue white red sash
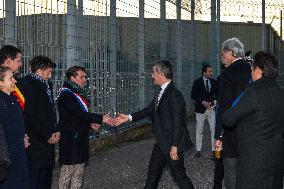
[59,87,89,112]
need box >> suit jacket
[222,77,284,189]
[131,82,193,154]
[191,77,217,113]
[17,75,57,169]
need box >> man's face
[3,53,22,74]
[251,65,262,81]
[71,70,87,88]
[0,70,17,94]
[203,67,213,78]
[36,67,53,81]
[151,66,164,86]
[221,50,233,67]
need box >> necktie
[157,88,163,105]
[205,79,209,92]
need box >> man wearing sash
[57,66,114,189]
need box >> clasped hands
[100,113,130,127]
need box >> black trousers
[144,144,194,189]
[28,165,53,189]
[213,158,224,189]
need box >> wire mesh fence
[0,0,284,138]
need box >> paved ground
[51,119,217,189]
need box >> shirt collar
[232,57,242,64]
[203,76,209,81]
[160,80,171,90]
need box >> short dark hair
[202,65,211,74]
[252,51,278,80]
[29,55,56,73]
[0,45,22,65]
[66,66,86,80]
[154,60,173,79]
[0,67,11,81]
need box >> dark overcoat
[215,59,251,157]
[17,75,57,169]
[222,77,284,189]
[57,83,103,165]
[0,91,28,189]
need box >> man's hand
[90,123,100,131]
[215,139,223,151]
[115,114,129,126]
[202,101,211,109]
[24,134,30,148]
[48,132,60,144]
[170,146,179,160]
[103,114,117,126]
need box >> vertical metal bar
[77,0,84,67]
[262,0,266,50]
[109,0,117,109]
[160,0,166,59]
[216,0,220,75]
[66,0,77,68]
[211,0,218,77]
[4,0,16,45]
[176,0,182,88]
[190,0,196,83]
[138,0,145,108]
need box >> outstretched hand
[103,114,117,126]
[115,113,129,126]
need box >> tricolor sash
[59,87,89,112]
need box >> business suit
[131,81,194,189]
[191,77,217,152]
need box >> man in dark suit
[222,51,284,189]
[191,65,217,158]
[17,56,60,189]
[116,60,194,189]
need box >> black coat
[57,83,103,165]
[131,82,193,154]
[0,123,9,170]
[0,91,28,189]
[222,77,284,189]
[191,77,217,113]
[17,75,57,169]
[215,59,251,157]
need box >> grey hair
[154,60,173,79]
[221,37,245,58]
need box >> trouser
[195,109,216,151]
[213,158,224,189]
[144,144,194,189]
[28,165,53,189]
[58,163,85,189]
[223,158,237,189]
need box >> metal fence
[0,0,284,138]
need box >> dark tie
[205,79,209,92]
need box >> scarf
[29,73,53,103]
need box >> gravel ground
[51,119,217,189]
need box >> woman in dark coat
[0,67,28,189]
[222,51,284,189]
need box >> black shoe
[193,151,201,158]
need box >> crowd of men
[0,36,283,189]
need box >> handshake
[102,113,130,127]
